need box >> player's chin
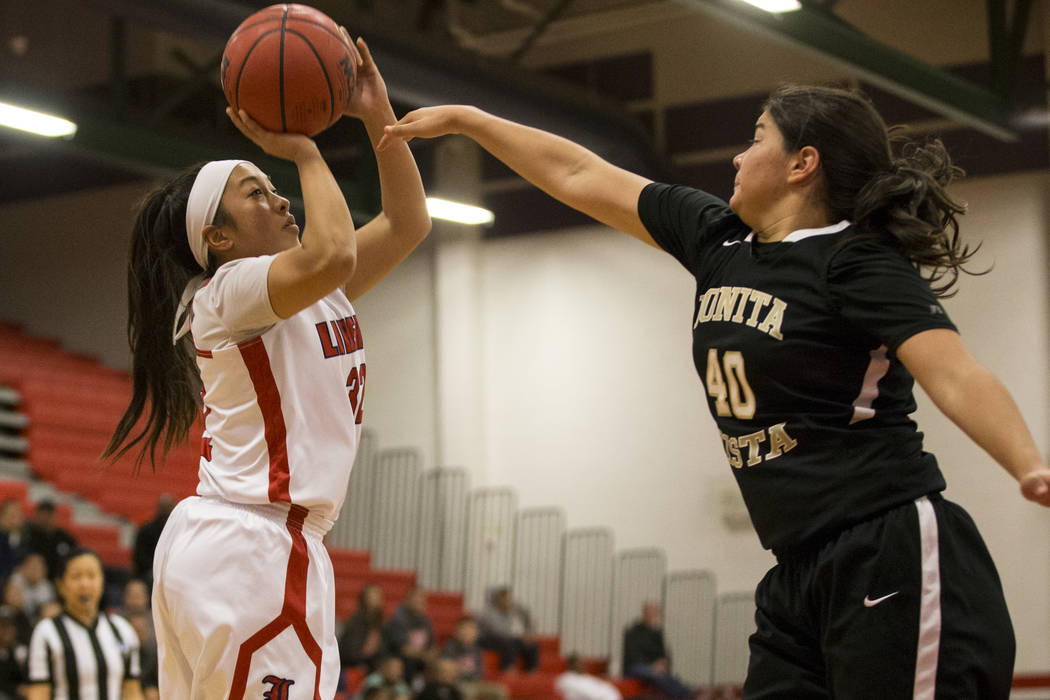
[728,192,744,217]
[282,225,302,244]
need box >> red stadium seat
[0,480,29,503]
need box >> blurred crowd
[0,495,167,700]
[0,493,727,700]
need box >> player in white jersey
[104,37,430,699]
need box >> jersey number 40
[705,349,755,419]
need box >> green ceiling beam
[64,109,380,220]
[680,0,1018,142]
[2,86,379,218]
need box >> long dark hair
[356,584,384,628]
[763,84,979,297]
[103,163,225,471]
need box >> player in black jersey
[378,86,1050,698]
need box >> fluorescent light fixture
[426,197,495,225]
[0,101,77,137]
[738,0,802,12]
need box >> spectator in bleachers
[339,584,387,673]
[122,579,151,618]
[362,685,395,700]
[441,616,483,682]
[556,654,622,700]
[622,603,692,699]
[0,501,26,580]
[359,655,411,700]
[417,656,463,700]
[0,582,31,647]
[383,587,434,686]
[477,587,539,673]
[7,554,55,622]
[0,607,26,700]
[23,500,76,580]
[131,494,174,585]
[442,616,509,700]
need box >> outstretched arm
[898,328,1050,506]
[341,36,431,301]
[378,105,657,247]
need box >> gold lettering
[720,432,743,469]
[766,422,798,460]
[720,423,798,468]
[737,430,767,467]
[694,287,785,341]
[745,290,772,327]
[714,286,743,322]
[694,289,719,328]
[756,298,786,340]
[730,286,751,323]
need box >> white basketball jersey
[189,255,365,521]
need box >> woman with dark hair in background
[340,584,388,673]
[378,86,1050,699]
[103,36,430,698]
[25,549,141,700]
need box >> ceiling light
[426,197,495,226]
[0,101,77,137]
[738,0,802,12]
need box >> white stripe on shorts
[913,496,941,700]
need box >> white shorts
[152,496,339,699]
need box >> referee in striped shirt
[26,548,142,699]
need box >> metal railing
[560,527,615,657]
[513,506,566,635]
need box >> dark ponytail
[764,85,980,297]
[103,163,218,471]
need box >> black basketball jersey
[638,183,957,552]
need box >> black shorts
[743,495,1014,699]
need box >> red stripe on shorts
[237,337,291,502]
[228,505,322,699]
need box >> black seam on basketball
[284,29,338,129]
[279,5,288,132]
[233,29,281,115]
[228,11,345,45]
[283,18,346,43]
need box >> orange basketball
[221,4,357,137]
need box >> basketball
[221,4,357,137]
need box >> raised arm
[227,108,357,318]
[897,328,1050,506]
[341,36,431,301]
[378,105,657,247]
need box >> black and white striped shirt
[27,611,140,700]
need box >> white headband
[184,159,248,270]
[173,159,248,344]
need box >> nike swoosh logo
[863,591,900,607]
[722,240,743,246]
